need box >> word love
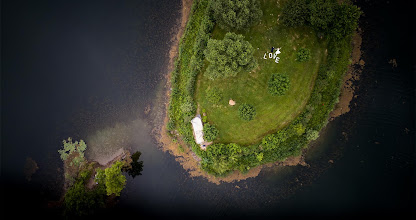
[263,47,281,63]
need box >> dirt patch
[330,30,364,119]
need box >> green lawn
[195,1,328,145]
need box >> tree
[212,0,262,31]
[281,0,308,27]
[238,103,256,121]
[306,129,320,141]
[268,73,290,96]
[205,32,257,80]
[308,0,336,32]
[203,123,219,142]
[104,161,126,196]
[329,4,361,40]
[296,48,311,62]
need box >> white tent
[191,116,204,145]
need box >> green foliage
[308,0,336,32]
[203,123,219,142]
[281,0,308,27]
[63,167,106,217]
[205,87,223,104]
[104,161,126,196]
[204,32,257,80]
[306,129,320,141]
[238,103,256,121]
[267,73,290,96]
[296,48,311,62]
[181,96,195,115]
[212,0,262,31]
[329,4,362,40]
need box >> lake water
[1,0,414,219]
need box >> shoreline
[154,1,363,184]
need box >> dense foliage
[63,165,106,217]
[281,0,361,40]
[212,0,262,31]
[203,123,219,142]
[103,161,126,196]
[281,0,308,27]
[268,73,290,96]
[204,32,257,80]
[238,103,256,121]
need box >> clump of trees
[203,123,219,142]
[281,0,361,40]
[268,73,290,96]
[296,48,311,62]
[205,32,257,80]
[238,103,256,121]
[212,0,262,31]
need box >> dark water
[1,0,415,219]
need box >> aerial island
[165,0,361,176]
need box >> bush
[306,129,320,141]
[238,103,256,121]
[205,32,257,80]
[206,87,223,104]
[212,0,262,31]
[281,0,308,27]
[203,123,219,142]
[268,73,290,96]
[296,48,311,62]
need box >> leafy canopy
[212,0,262,31]
[104,161,126,196]
[205,32,257,80]
[203,123,219,142]
[268,73,290,96]
[238,103,256,121]
[281,0,308,27]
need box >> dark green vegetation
[205,32,257,80]
[58,138,143,217]
[167,0,360,176]
[296,48,311,62]
[203,123,219,142]
[238,103,256,121]
[268,73,290,96]
[212,0,262,31]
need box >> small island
[57,138,143,217]
[166,0,361,176]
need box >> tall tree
[281,0,308,27]
[204,32,257,80]
[212,0,263,31]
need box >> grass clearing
[195,1,328,145]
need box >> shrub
[268,73,290,96]
[212,0,262,31]
[205,32,257,80]
[203,123,219,142]
[306,129,320,141]
[238,103,256,121]
[296,48,311,62]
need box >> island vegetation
[167,0,361,176]
[58,138,143,217]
